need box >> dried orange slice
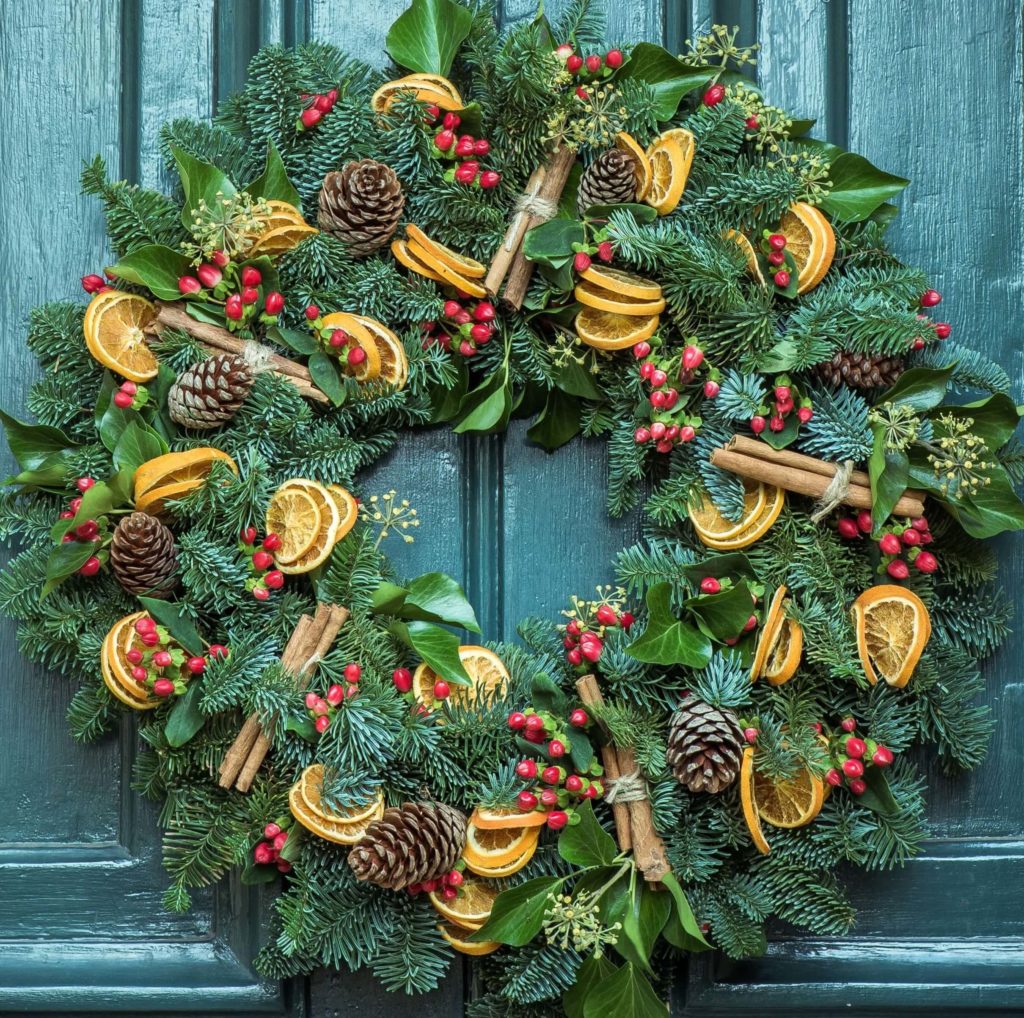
[405,225,486,278]
[578,265,662,300]
[248,223,318,258]
[133,448,238,500]
[439,920,501,956]
[371,76,464,114]
[102,612,159,709]
[725,229,766,285]
[354,316,409,389]
[463,822,540,870]
[289,783,383,844]
[274,479,342,575]
[470,805,548,830]
[751,750,824,830]
[401,74,464,104]
[615,131,652,200]
[749,584,788,681]
[739,747,772,855]
[325,484,358,545]
[573,281,665,316]
[412,645,510,717]
[761,618,803,685]
[644,127,695,216]
[134,479,206,515]
[391,238,448,283]
[320,312,382,382]
[776,202,835,294]
[464,839,539,878]
[429,878,498,930]
[851,584,931,688]
[84,291,159,382]
[265,485,322,564]
[690,483,785,551]
[405,240,489,298]
[262,199,309,225]
[575,307,660,350]
[298,765,384,824]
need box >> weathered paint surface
[0,1,1020,1014]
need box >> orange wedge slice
[405,240,489,298]
[463,822,540,870]
[391,238,448,283]
[439,920,501,956]
[298,765,384,824]
[412,645,510,718]
[776,202,835,294]
[752,751,825,830]
[325,484,358,545]
[135,478,210,515]
[573,281,665,316]
[320,311,382,382]
[470,805,548,830]
[740,747,772,855]
[84,291,159,382]
[265,485,322,564]
[288,783,384,844]
[429,879,498,930]
[575,307,660,350]
[725,229,766,286]
[464,838,539,878]
[102,612,159,709]
[689,483,785,551]
[371,76,464,114]
[578,265,662,300]
[248,223,318,258]
[405,225,486,278]
[851,584,931,688]
[749,584,788,681]
[615,131,652,200]
[353,316,409,389]
[644,128,695,216]
[133,448,238,500]
[761,618,803,686]
[274,479,341,575]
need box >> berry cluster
[749,375,813,436]
[80,270,115,294]
[252,819,293,873]
[824,717,895,797]
[557,43,624,78]
[910,289,950,350]
[59,476,105,577]
[125,616,220,698]
[407,864,465,899]
[111,379,148,411]
[836,512,937,578]
[572,244,614,273]
[430,111,501,190]
[304,663,362,733]
[297,88,339,131]
[697,575,759,646]
[391,665,453,710]
[303,305,369,371]
[633,342,709,454]
[239,528,286,600]
[179,259,284,331]
[421,298,496,358]
[559,597,634,668]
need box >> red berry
[573,252,592,273]
[125,649,144,666]
[393,668,413,693]
[81,273,106,293]
[208,644,228,659]
[224,295,244,320]
[241,266,262,287]
[539,788,559,807]
[845,737,866,759]
[767,251,785,267]
[312,93,332,113]
[826,768,843,787]
[541,765,561,785]
[650,368,668,387]
[750,415,766,435]
[264,822,282,839]
[152,650,172,669]
[75,519,98,540]
[259,535,281,554]
[454,163,478,184]
[585,54,602,73]
[595,604,618,626]
[252,551,273,570]
[305,305,321,321]
[517,791,538,811]
[879,533,901,556]
[565,774,584,793]
[525,714,544,731]
[837,517,861,540]
[516,760,538,779]
[447,870,464,887]
[178,275,202,294]
[569,709,588,728]
[914,551,938,573]
[472,301,495,322]
[315,715,330,733]
[131,666,148,683]
[566,54,584,73]
[743,727,758,743]
[253,585,271,601]
[887,559,910,580]
[912,337,926,351]
[211,250,229,267]
[344,663,362,684]
[768,234,787,251]
[848,778,867,796]
[632,342,651,360]
[507,711,527,731]
[454,137,475,157]
[347,346,367,366]
[301,107,322,128]
[134,617,156,635]
[797,406,813,424]
[326,684,345,706]
[769,415,785,432]
[433,680,450,700]
[746,115,760,130]
[901,527,921,546]
[842,758,864,778]
[443,111,461,130]
[704,379,720,398]
[254,842,273,865]
[703,83,726,106]
[773,270,791,288]
[119,381,138,396]
[479,170,501,189]
[579,639,602,663]
[113,391,134,408]
[566,647,583,665]
[633,427,650,444]
[920,289,942,308]
[470,324,491,343]
[743,614,757,632]
[241,286,259,305]
[473,138,490,156]
[605,49,623,68]
[679,426,697,443]
[276,859,292,873]
[546,811,569,830]
[872,745,894,767]
[700,577,721,595]
[264,291,284,315]
[934,322,951,339]
[196,263,222,288]
[69,496,83,513]
[264,570,285,590]
[856,510,874,534]
[548,739,566,758]
[76,477,96,493]
[153,678,175,697]
[682,345,704,371]
[434,129,455,151]
[911,516,930,532]
[187,656,206,675]
[840,717,857,733]
[596,240,614,262]
[78,556,101,576]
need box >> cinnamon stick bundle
[711,435,926,518]
[576,674,670,884]
[147,302,329,404]
[219,603,349,792]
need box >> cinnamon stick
[148,302,329,404]
[484,162,547,298]
[501,144,578,309]
[727,435,869,490]
[710,447,926,517]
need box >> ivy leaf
[41,540,96,598]
[109,243,194,301]
[404,572,481,632]
[430,358,469,423]
[626,582,712,668]
[582,962,667,1018]
[528,388,581,452]
[112,418,168,476]
[470,875,566,946]
[868,425,910,530]
[822,152,910,223]
[686,581,753,643]
[390,619,472,685]
[170,144,237,229]
[385,0,473,77]
[660,871,710,950]
[922,464,1024,539]
[936,393,1021,451]
[530,672,567,716]
[558,800,619,868]
[0,410,77,473]
[680,553,755,585]
[308,352,347,406]
[523,219,586,268]
[878,364,953,412]
[856,764,900,815]
[758,410,801,450]
[564,954,618,1018]
[616,43,714,120]
[138,596,205,656]
[243,140,300,206]
[164,680,206,747]
[618,881,672,974]
[268,325,319,356]
[556,359,601,400]
[453,364,512,434]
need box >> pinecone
[347,801,466,890]
[815,350,904,390]
[110,512,178,598]
[168,354,254,429]
[577,149,638,214]
[667,695,744,794]
[318,159,405,257]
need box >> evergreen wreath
[2,2,1023,1015]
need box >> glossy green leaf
[385,0,473,76]
[112,419,168,476]
[470,875,566,946]
[619,881,672,974]
[308,352,347,406]
[530,672,568,716]
[856,764,899,815]
[758,410,801,450]
[582,962,667,1018]
[932,466,1024,538]
[50,479,119,543]
[528,388,582,451]
[454,365,512,434]
[0,410,76,472]
[936,393,1021,451]
[240,862,278,885]
[878,364,953,412]
[523,219,586,267]
[243,140,300,206]
[429,358,469,423]
[616,43,714,120]
[868,426,910,530]
[564,954,618,1018]
[170,144,237,229]
[821,152,910,222]
[268,325,319,356]
[41,539,96,597]
[164,680,205,747]
[404,571,481,632]
[138,597,205,656]
[391,619,472,685]
[556,359,602,400]
[660,871,710,950]
[687,581,754,642]
[680,553,755,585]
[626,583,712,668]
[558,801,619,868]
[109,243,194,301]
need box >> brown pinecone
[110,512,178,598]
[347,801,466,890]
[815,350,904,390]
[577,149,638,214]
[318,159,405,257]
[667,695,744,794]
[168,354,254,429]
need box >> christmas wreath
[3,2,1023,1015]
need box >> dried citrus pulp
[463,819,540,876]
[289,766,385,845]
[740,747,824,855]
[132,447,238,513]
[688,482,785,550]
[265,485,322,562]
[398,225,489,297]
[644,127,695,215]
[83,291,159,382]
[725,229,766,285]
[371,74,464,114]
[412,645,510,716]
[271,479,349,574]
[750,585,803,685]
[429,878,498,930]
[574,281,665,316]
[574,307,660,350]
[777,201,835,294]
[353,315,409,389]
[851,584,931,687]
[247,200,317,257]
[470,805,548,830]
[319,312,382,381]
[615,131,653,199]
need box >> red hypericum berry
[455,339,475,357]
[433,680,450,701]
[541,765,561,785]
[845,737,866,759]
[264,291,284,315]
[443,111,461,130]
[241,286,259,305]
[473,138,491,157]
[59,512,74,522]
[837,517,861,540]
[76,476,96,493]
[848,778,867,796]
[78,556,101,576]
[454,163,478,184]
[208,644,229,660]
[275,858,292,873]
[134,617,156,635]
[152,650,172,669]
[742,727,758,744]
[196,263,222,288]
[539,788,559,807]
[469,324,491,344]
[153,678,175,697]
[574,252,592,273]
[525,713,545,732]
[184,656,205,676]
[81,273,106,293]
[564,647,581,666]
[768,234,787,251]
[347,346,367,367]
[565,774,584,793]
[605,48,623,68]
[224,295,244,320]
[178,274,202,295]
[769,415,785,432]
[797,406,813,424]
[915,550,938,573]
[304,692,320,709]
[745,115,760,130]
[547,810,569,831]
[841,717,857,733]
[750,415,766,435]
[124,649,144,667]
[313,93,333,113]
[447,869,464,887]
[826,768,843,787]
[682,345,704,371]
[650,368,668,387]
[315,715,330,733]
[872,745,895,767]
[662,387,679,409]
[596,240,614,262]
[632,426,650,444]
[323,684,343,707]
[743,614,757,633]
[263,822,282,840]
[516,759,538,779]
[113,390,134,408]
[344,663,362,684]
[774,385,791,402]
[119,379,140,397]
[517,791,538,811]
[253,585,271,601]
[301,107,322,129]
[930,321,952,341]
[585,54,602,73]
[887,559,910,580]
[703,83,726,106]
[773,270,791,288]
[507,711,527,731]
[912,337,926,351]
[579,640,602,663]
[548,739,566,758]
[264,570,285,590]
[479,170,501,189]
[631,342,652,361]
[236,265,261,288]
[920,288,942,307]
[566,54,584,73]
[432,129,455,153]
[454,136,475,157]
[842,758,865,779]
[472,302,496,325]
[393,668,413,693]
[911,516,930,532]
[879,533,901,556]
[767,250,785,267]
[700,380,720,400]
[131,666,148,683]
[581,784,598,799]
[650,390,668,410]
[857,510,874,534]
[901,527,921,546]
[208,250,229,268]
[569,708,589,728]
[700,577,722,595]
[304,305,320,321]
[251,550,273,571]
[254,842,273,866]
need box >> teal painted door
[1,1,1021,1015]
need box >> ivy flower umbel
[182,191,270,262]
[547,84,630,151]
[359,490,420,548]
[925,414,996,498]
[869,402,922,453]
[542,890,621,955]
[561,585,629,631]
[682,24,759,71]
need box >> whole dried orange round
[851,584,931,687]
[84,291,159,382]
